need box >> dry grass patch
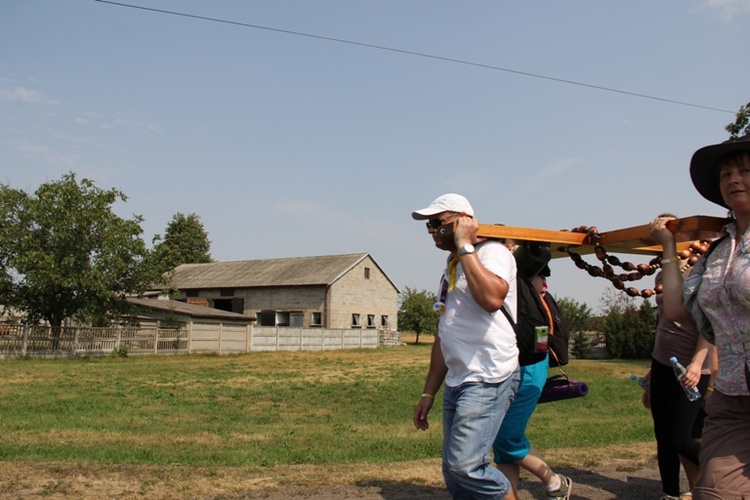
[0,443,658,499]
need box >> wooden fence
[0,324,401,359]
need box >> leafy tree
[151,212,212,274]
[0,173,156,331]
[556,296,594,359]
[602,298,655,359]
[398,287,439,344]
[599,287,637,316]
[726,101,750,139]
[158,307,185,350]
[556,297,593,335]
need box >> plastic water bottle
[630,374,649,391]
[669,356,701,401]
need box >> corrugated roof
[126,297,254,321]
[155,253,379,290]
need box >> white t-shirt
[438,240,519,387]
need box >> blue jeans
[442,372,521,500]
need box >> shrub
[111,345,129,358]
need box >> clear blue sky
[2,0,749,313]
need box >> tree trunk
[49,317,63,350]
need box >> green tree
[556,297,593,335]
[151,212,212,274]
[557,296,594,359]
[0,173,156,330]
[726,101,750,138]
[602,294,655,359]
[398,287,439,344]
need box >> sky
[2,0,749,314]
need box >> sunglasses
[425,213,461,230]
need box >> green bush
[111,345,129,358]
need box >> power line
[95,0,734,114]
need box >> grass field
[0,339,653,472]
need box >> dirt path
[0,454,685,499]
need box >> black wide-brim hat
[514,244,552,280]
[690,134,750,209]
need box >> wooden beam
[475,215,726,257]
[476,224,586,246]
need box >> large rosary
[562,226,711,298]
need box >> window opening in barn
[231,298,244,314]
[311,312,322,326]
[352,314,361,327]
[259,310,275,326]
[276,311,290,327]
[186,290,199,297]
[213,299,236,312]
[364,267,370,279]
[367,314,376,328]
[290,312,304,327]
[381,315,389,327]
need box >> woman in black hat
[651,134,750,499]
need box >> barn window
[290,312,304,327]
[381,315,389,327]
[367,314,376,328]
[351,314,361,327]
[364,267,370,279]
[276,311,290,327]
[311,312,322,326]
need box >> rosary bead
[588,267,603,277]
[565,225,707,299]
[607,255,622,266]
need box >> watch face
[459,244,474,255]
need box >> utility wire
[95,0,734,114]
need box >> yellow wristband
[421,393,435,399]
[707,387,714,392]
[661,256,680,265]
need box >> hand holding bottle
[670,356,701,402]
[683,361,702,388]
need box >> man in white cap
[412,193,521,500]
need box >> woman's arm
[650,217,693,322]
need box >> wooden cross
[475,215,726,258]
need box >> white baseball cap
[411,193,475,220]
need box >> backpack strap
[500,303,514,327]
[705,233,729,259]
[539,292,555,335]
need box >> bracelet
[661,256,680,265]
[707,387,714,392]
[421,393,435,399]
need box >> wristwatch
[457,243,475,257]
